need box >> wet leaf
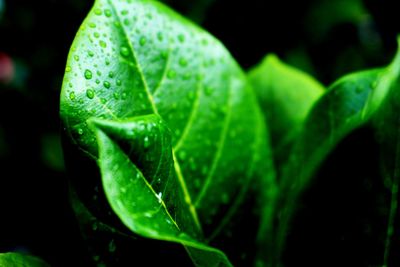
[60,0,273,266]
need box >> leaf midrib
[106,0,202,234]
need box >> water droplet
[156,192,162,203]
[86,89,95,99]
[157,32,163,41]
[96,70,102,76]
[204,86,213,96]
[113,92,120,100]
[94,8,102,16]
[120,46,130,57]
[167,69,176,79]
[116,79,122,86]
[178,34,185,43]
[146,13,153,20]
[121,9,128,15]
[121,92,127,100]
[105,59,110,65]
[95,79,100,84]
[65,66,71,72]
[104,9,112,17]
[73,55,79,61]
[123,18,130,26]
[139,36,147,46]
[100,98,107,104]
[84,69,92,79]
[78,128,84,135]
[94,32,100,38]
[108,71,115,78]
[179,58,188,67]
[178,150,187,161]
[160,51,168,59]
[144,136,150,148]
[89,22,96,28]
[103,81,111,89]
[99,40,107,48]
[69,92,76,101]
[88,50,94,57]
[108,239,116,253]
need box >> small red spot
[0,52,15,84]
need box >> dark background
[0,0,399,266]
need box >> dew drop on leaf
[78,128,84,135]
[84,69,92,79]
[120,46,130,57]
[167,69,176,79]
[157,32,163,41]
[69,92,76,101]
[108,71,115,78]
[103,81,111,89]
[204,86,214,96]
[179,58,188,67]
[139,36,147,46]
[123,18,130,26]
[113,92,120,100]
[156,192,162,203]
[116,79,122,86]
[99,40,107,48]
[94,8,102,16]
[104,9,112,17]
[178,34,185,43]
[160,51,168,59]
[65,66,71,72]
[178,150,187,161]
[86,88,95,99]
[143,136,150,148]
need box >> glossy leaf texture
[0,252,50,267]
[60,0,273,266]
[273,40,400,264]
[248,54,324,165]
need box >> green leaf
[248,54,324,164]
[60,0,273,265]
[0,252,50,267]
[274,40,400,264]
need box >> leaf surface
[60,0,273,265]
